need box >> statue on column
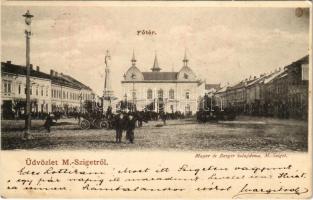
[103,50,115,113]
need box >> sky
[1,4,310,98]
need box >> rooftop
[263,69,285,84]
[205,84,221,90]
[1,62,51,80]
[1,61,92,91]
[142,72,178,81]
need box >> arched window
[185,104,191,112]
[147,89,152,99]
[169,89,175,99]
[158,89,163,99]
[185,92,190,99]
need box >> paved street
[1,116,308,151]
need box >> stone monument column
[103,50,114,111]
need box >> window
[169,89,174,99]
[36,87,38,96]
[147,89,152,99]
[158,89,163,99]
[41,88,44,96]
[185,92,190,99]
[18,84,21,94]
[132,91,136,99]
[184,73,189,79]
[302,63,309,81]
[3,80,12,94]
[8,82,11,93]
[46,88,49,96]
[3,82,7,93]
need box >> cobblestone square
[1,116,307,151]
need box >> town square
[1,5,310,151]
[1,116,307,151]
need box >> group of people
[113,112,137,143]
[42,109,172,144]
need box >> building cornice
[121,80,201,84]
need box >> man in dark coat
[44,113,54,133]
[114,113,125,143]
[136,111,143,127]
[160,112,167,125]
[126,114,136,143]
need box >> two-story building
[1,61,51,119]
[121,52,204,114]
[1,61,95,119]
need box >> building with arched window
[147,89,153,99]
[121,51,204,114]
[169,89,175,100]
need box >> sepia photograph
[1,3,310,152]
[1,1,312,199]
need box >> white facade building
[1,62,52,117]
[121,52,204,114]
[1,61,95,118]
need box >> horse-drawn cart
[80,116,110,130]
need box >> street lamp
[23,10,34,139]
[124,93,128,111]
[79,92,83,113]
[131,73,136,112]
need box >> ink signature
[232,183,309,198]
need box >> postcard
[0,1,312,199]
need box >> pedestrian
[136,111,144,127]
[114,113,125,143]
[44,113,54,133]
[160,112,167,125]
[126,114,136,143]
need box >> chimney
[60,72,63,77]
[254,76,257,79]
[36,66,40,72]
[30,64,33,70]
[6,61,11,64]
[55,71,58,77]
[50,70,54,76]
